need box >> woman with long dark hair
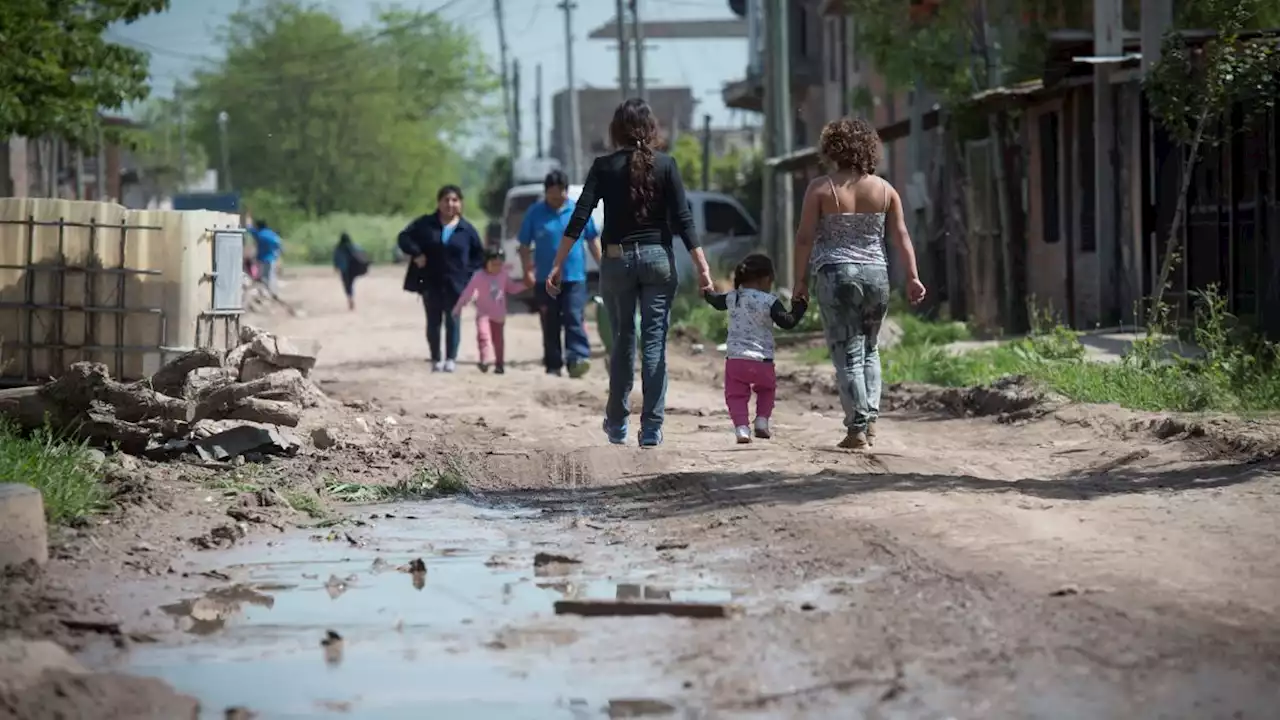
[547,98,715,447]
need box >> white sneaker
[734,425,752,444]
[443,359,457,373]
[431,361,445,372]
[754,417,772,439]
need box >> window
[704,200,755,237]
[1039,111,1061,244]
[503,193,540,238]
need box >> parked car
[499,186,759,311]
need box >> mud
[3,266,1279,718]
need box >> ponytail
[629,138,657,223]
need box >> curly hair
[732,253,775,289]
[609,98,660,223]
[820,117,881,174]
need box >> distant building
[705,126,762,157]
[550,87,697,181]
[2,115,143,205]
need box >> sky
[108,0,756,157]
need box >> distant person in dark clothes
[546,98,714,448]
[333,232,370,311]
[398,184,485,373]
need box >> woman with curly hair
[792,117,927,450]
[546,98,715,447]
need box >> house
[549,86,696,181]
[2,116,143,205]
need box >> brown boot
[866,421,877,446]
[838,429,869,450]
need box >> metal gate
[0,215,166,385]
[195,228,245,349]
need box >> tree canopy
[0,0,169,146]
[181,0,498,218]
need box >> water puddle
[105,499,742,718]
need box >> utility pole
[559,0,582,183]
[761,0,777,275]
[512,59,523,159]
[495,0,517,182]
[615,0,631,99]
[701,114,712,190]
[535,63,545,158]
[771,0,794,287]
[629,0,646,100]
[217,110,231,192]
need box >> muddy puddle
[93,499,747,718]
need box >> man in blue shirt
[518,170,601,378]
[246,217,284,297]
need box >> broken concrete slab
[553,599,739,619]
[0,484,48,570]
[194,425,301,463]
[238,357,278,383]
[249,334,320,373]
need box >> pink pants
[475,317,506,365]
[724,358,777,427]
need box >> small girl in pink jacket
[452,248,529,374]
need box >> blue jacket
[397,213,484,297]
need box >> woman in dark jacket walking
[398,185,485,372]
[547,98,715,447]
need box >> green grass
[794,288,1280,414]
[323,463,469,504]
[0,422,106,525]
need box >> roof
[765,79,1059,173]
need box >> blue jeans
[535,280,591,371]
[601,244,678,433]
[423,290,461,362]
[816,263,890,431]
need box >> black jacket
[563,149,700,251]
[397,213,484,297]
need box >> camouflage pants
[816,263,891,431]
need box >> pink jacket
[452,269,527,321]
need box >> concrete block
[0,484,48,570]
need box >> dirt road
[4,265,1280,719]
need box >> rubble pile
[0,325,327,462]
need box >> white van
[500,185,760,309]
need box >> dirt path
[5,265,1280,719]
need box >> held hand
[697,267,715,294]
[413,255,427,268]
[907,278,927,305]
[545,266,562,297]
[522,270,535,289]
[793,279,809,305]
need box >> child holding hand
[453,248,529,374]
[703,254,807,443]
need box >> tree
[669,134,704,190]
[1144,0,1280,316]
[0,0,169,146]
[122,95,210,204]
[181,0,497,217]
[480,155,513,221]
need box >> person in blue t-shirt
[246,218,284,296]
[517,170,601,378]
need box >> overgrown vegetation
[805,288,1280,413]
[0,422,106,525]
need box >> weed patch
[324,462,469,504]
[0,422,106,524]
